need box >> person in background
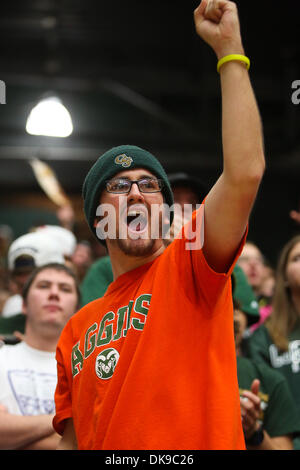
[37,220,92,282]
[232,264,300,449]
[0,231,65,343]
[238,241,267,300]
[233,264,260,342]
[258,266,275,305]
[250,266,275,333]
[167,172,208,210]
[71,241,93,282]
[248,235,300,450]
[34,225,77,265]
[238,241,275,330]
[0,263,80,450]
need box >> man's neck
[24,328,59,353]
[108,244,165,280]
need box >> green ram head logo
[95,348,120,380]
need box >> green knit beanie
[82,145,174,242]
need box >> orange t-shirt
[53,212,246,450]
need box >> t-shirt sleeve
[169,205,247,311]
[53,323,74,436]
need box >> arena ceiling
[0,0,299,195]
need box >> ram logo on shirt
[95,348,120,379]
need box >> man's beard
[116,236,156,257]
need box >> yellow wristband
[217,54,250,73]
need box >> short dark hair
[22,263,81,307]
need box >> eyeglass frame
[105,177,164,194]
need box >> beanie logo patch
[114,154,133,168]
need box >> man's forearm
[219,57,265,185]
[0,413,54,450]
[19,432,61,450]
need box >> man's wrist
[215,42,245,61]
[245,422,264,446]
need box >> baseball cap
[232,264,260,326]
[34,225,76,257]
[8,231,65,273]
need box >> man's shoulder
[0,341,24,361]
[68,297,107,327]
[249,323,271,343]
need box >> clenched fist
[194,0,244,59]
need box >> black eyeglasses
[105,177,164,194]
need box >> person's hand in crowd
[13,331,25,342]
[240,379,261,440]
[56,204,75,231]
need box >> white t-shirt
[0,341,57,415]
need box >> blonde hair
[266,235,300,351]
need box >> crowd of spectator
[0,173,300,450]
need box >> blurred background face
[72,243,92,267]
[238,243,265,292]
[172,186,199,210]
[285,241,300,292]
[259,270,275,298]
[71,242,93,281]
[23,268,78,333]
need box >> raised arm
[194,0,265,272]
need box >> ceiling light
[26,96,73,138]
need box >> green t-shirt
[247,323,300,449]
[0,313,26,343]
[247,323,300,415]
[237,355,300,441]
[80,255,113,307]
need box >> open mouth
[125,206,148,233]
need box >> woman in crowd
[248,235,300,449]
